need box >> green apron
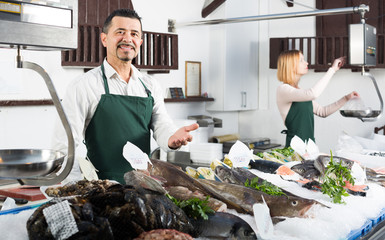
[84,62,153,184]
[283,101,315,148]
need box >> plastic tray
[346,219,373,240]
[371,208,385,226]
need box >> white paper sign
[123,141,152,170]
[253,196,274,239]
[228,140,254,168]
[78,157,99,181]
[290,136,320,160]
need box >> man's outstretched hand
[168,123,199,149]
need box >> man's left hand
[168,123,199,149]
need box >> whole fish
[314,155,354,176]
[233,167,297,197]
[291,160,321,179]
[215,166,298,198]
[249,159,283,174]
[124,170,166,194]
[166,185,227,212]
[192,212,257,240]
[197,179,316,218]
[215,165,273,188]
[215,165,250,185]
[291,157,367,197]
[148,159,207,194]
[148,159,316,218]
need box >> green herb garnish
[167,194,214,220]
[245,177,286,196]
[272,147,294,157]
[320,151,355,204]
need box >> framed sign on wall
[185,61,201,97]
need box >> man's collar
[103,59,142,81]
[103,59,118,79]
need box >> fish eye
[243,229,257,237]
[291,200,298,206]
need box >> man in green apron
[52,9,198,184]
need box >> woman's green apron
[283,101,315,147]
[84,62,153,184]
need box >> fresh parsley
[272,147,294,157]
[167,194,215,220]
[320,151,355,204]
[245,177,286,196]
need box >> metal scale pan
[0,149,65,179]
[340,72,383,122]
[340,110,381,118]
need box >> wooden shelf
[0,99,54,106]
[164,97,214,103]
[0,98,214,105]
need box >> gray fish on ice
[192,212,258,240]
[197,179,316,218]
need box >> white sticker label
[0,2,21,14]
[43,200,78,240]
[123,141,152,170]
[253,196,274,239]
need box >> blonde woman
[276,50,358,147]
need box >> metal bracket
[16,47,75,186]
[168,19,176,33]
[360,69,383,122]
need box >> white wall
[0,0,238,153]
[0,50,82,149]
[133,0,239,139]
[0,0,383,154]
[239,0,385,153]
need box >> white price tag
[123,141,152,170]
[78,157,99,181]
[253,196,274,239]
[228,140,253,168]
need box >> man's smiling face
[101,16,143,64]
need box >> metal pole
[169,4,369,32]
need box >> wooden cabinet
[316,0,384,37]
[270,0,385,70]
[206,0,259,111]
[61,0,178,71]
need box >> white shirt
[52,59,177,179]
[276,68,348,123]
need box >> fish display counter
[246,167,385,239]
[1,154,385,239]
